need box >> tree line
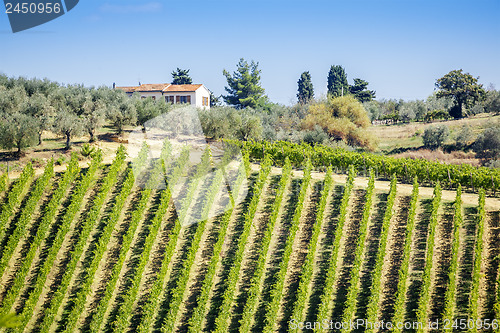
[1,60,499,156]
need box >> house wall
[137,91,164,100]
[121,85,211,109]
[163,92,195,105]
[194,86,211,109]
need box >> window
[177,95,191,104]
[202,97,209,106]
[151,96,156,100]
[166,96,174,103]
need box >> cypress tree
[297,71,314,104]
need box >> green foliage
[436,69,486,119]
[399,100,426,122]
[0,173,7,193]
[107,94,137,134]
[0,314,20,328]
[231,140,500,193]
[291,166,333,324]
[0,161,53,283]
[171,67,193,85]
[163,157,228,333]
[302,125,329,145]
[19,154,103,331]
[302,95,377,150]
[416,183,442,333]
[327,65,349,97]
[297,71,314,104]
[210,91,221,107]
[81,89,107,142]
[55,155,66,165]
[349,78,375,102]
[473,125,500,160]
[63,146,160,333]
[391,178,419,333]
[262,160,312,333]
[0,112,39,153]
[341,169,375,329]
[423,124,450,149]
[484,90,500,114]
[198,106,263,141]
[0,154,78,310]
[315,166,355,323]
[424,109,451,122]
[442,185,462,325]
[80,143,97,158]
[39,146,131,333]
[212,157,272,333]
[0,154,80,321]
[365,175,398,332]
[469,189,486,333]
[134,95,171,130]
[187,157,248,333]
[0,85,43,152]
[454,124,475,148]
[223,58,266,109]
[0,162,34,239]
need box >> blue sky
[1,0,499,105]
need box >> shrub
[454,124,475,148]
[55,156,66,165]
[302,95,376,150]
[473,125,500,160]
[424,109,450,122]
[302,125,329,145]
[80,143,97,158]
[423,125,450,149]
[484,90,500,114]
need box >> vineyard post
[448,169,452,190]
[470,171,475,192]
[492,175,495,196]
[340,151,344,174]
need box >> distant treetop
[171,68,193,85]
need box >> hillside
[368,114,500,165]
[0,144,498,332]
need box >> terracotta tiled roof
[136,83,171,92]
[116,86,137,93]
[163,84,203,92]
[115,83,204,93]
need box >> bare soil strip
[330,188,367,322]
[455,205,478,320]
[305,184,344,324]
[480,211,500,319]
[249,177,302,333]
[429,202,454,322]
[276,181,322,332]
[352,190,389,328]
[379,194,412,322]
[227,174,280,332]
[201,174,258,332]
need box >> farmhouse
[115,83,211,109]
